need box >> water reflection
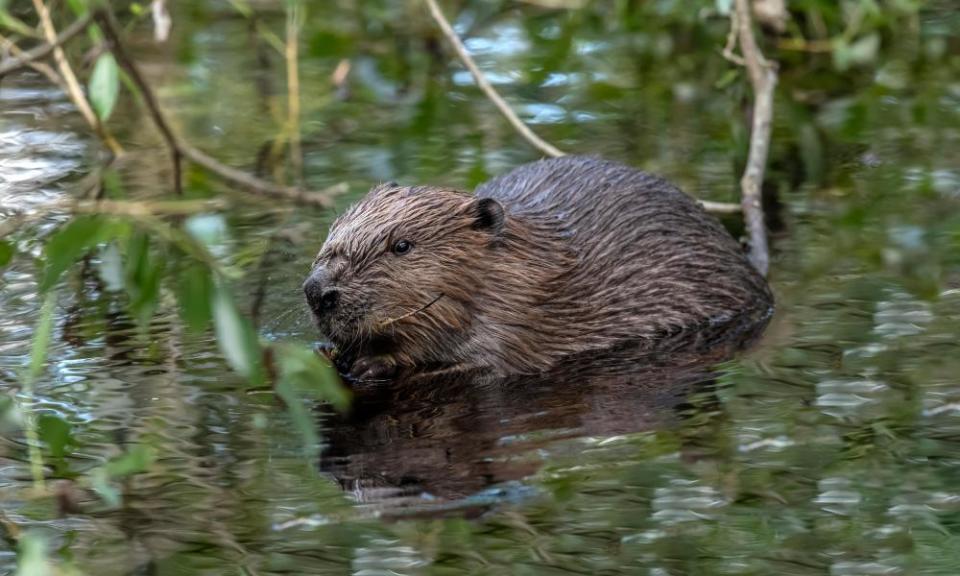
[322,359,719,513]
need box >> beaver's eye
[392,239,413,255]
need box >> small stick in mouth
[376,293,444,330]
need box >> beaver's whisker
[267,306,302,327]
[376,293,444,330]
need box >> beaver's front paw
[348,355,398,381]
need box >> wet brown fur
[308,156,773,376]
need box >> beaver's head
[304,183,506,375]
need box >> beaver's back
[475,156,772,347]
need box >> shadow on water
[322,356,728,514]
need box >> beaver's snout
[303,266,340,318]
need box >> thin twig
[728,0,775,276]
[94,8,182,194]
[285,2,304,186]
[181,143,347,207]
[1,198,229,241]
[0,33,64,88]
[92,7,344,208]
[424,0,738,214]
[0,13,92,77]
[699,200,742,214]
[721,7,745,66]
[423,0,564,158]
[73,198,230,216]
[31,0,123,156]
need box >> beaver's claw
[347,355,398,382]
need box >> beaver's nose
[303,268,339,316]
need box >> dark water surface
[2,2,960,574]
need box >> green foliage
[36,415,73,461]
[275,344,350,412]
[123,231,165,326]
[40,216,128,293]
[0,240,13,268]
[176,261,214,331]
[103,444,157,477]
[213,282,264,385]
[65,0,90,17]
[89,53,120,121]
[15,532,50,576]
[90,444,158,507]
[97,242,124,291]
[0,1,36,37]
[28,294,56,383]
[37,415,75,476]
[272,344,349,458]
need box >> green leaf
[104,444,156,477]
[37,415,73,460]
[98,242,124,291]
[275,378,320,459]
[176,263,213,332]
[91,444,157,507]
[275,344,350,412]
[65,0,90,16]
[213,283,263,385]
[185,214,228,252]
[272,342,353,464]
[0,7,37,38]
[123,232,165,326]
[90,469,121,508]
[848,33,881,66]
[29,294,57,382]
[15,531,50,576]
[832,38,852,72]
[0,240,13,267]
[89,53,120,121]
[41,216,124,292]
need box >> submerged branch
[423,0,565,158]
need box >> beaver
[304,156,773,379]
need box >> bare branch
[424,0,565,158]
[30,0,123,155]
[0,33,64,87]
[94,7,182,193]
[92,8,344,208]
[0,13,92,77]
[285,2,304,185]
[181,143,348,207]
[699,200,742,214]
[730,0,775,276]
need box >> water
[2,1,960,574]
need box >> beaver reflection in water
[304,156,773,379]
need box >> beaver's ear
[467,197,505,235]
